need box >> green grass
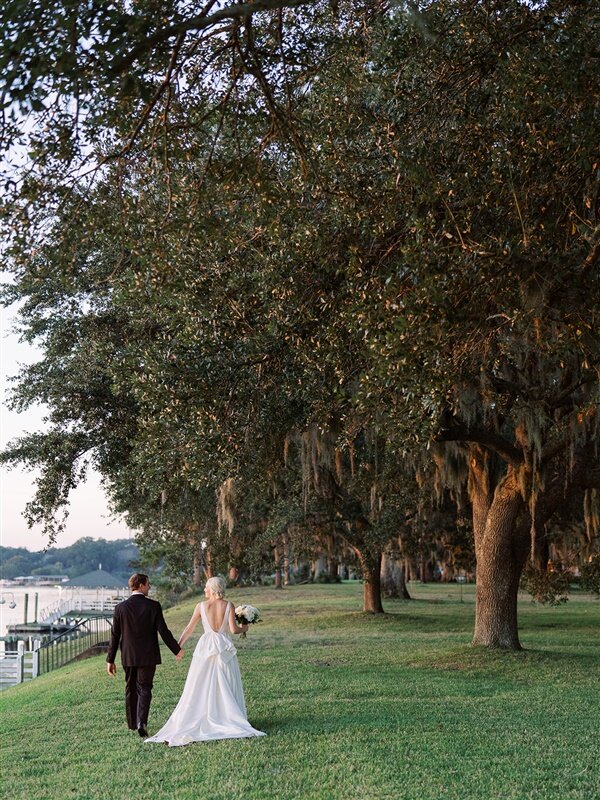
[1,582,599,800]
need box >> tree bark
[381,551,411,599]
[282,529,291,585]
[419,556,433,583]
[323,531,338,580]
[531,526,550,573]
[228,565,239,583]
[202,547,215,580]
[354,548,384,613]
[273,541,283,589]
[409,559,418,582]
[312,556,327,580]
[193,555,202,587]
[471,467,528,649]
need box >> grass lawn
[1,582,599,800]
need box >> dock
[1,596,122,690]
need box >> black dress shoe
[138,727,149,738]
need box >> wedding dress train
[145,601,265,746]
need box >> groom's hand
[107,662,117,677]
[176,649,185,661]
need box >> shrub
[521,564,570,606]
[580,554,600,596]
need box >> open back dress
[145,601,265,747]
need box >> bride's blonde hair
[205,576,226,598]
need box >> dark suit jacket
[106,594,181,667]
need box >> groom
[106,573,184,737]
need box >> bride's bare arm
[178,604,202,646]
[228,603,249,635]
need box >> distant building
[63,569,126,589]
[13,575,70,585]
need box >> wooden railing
[0,642,39,690]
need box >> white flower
[235,604,260,624]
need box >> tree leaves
[2,1,598,571]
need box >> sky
[1,304,134,552]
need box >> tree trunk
[325,532,339,580]
[420,557,433,583]
[381,551,411,599]
[193,555,202,587]
[531,523,550,573]
[312,556,327,580]
[409,559,418,582]
[295,559,310,582]
[202,547,214,580]
[354,549,384,613]
[273,541,283,589]
[466,442,589,649]
[471,467,528,649]
[282,529,291,585]
[228,565,239,584]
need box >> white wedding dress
[145,601,266,747]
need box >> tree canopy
[2,1,599,644]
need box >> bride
[145,576,266,746]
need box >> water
[0,585,126,637]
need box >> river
[0,584,128,637]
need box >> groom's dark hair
[129,573,149,591]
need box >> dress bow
[203,632,237,664]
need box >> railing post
[16,641,25,684]
[32,640,41,677]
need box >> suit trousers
[124,665,156,730]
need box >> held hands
[107,662,117,677]
[176,648,185,661]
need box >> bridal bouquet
[235,604,261,638]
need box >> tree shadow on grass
[406,641,600,680]
[349,611,473,633]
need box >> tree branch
[581,232,600,280]
[550,375,596,409]
[116,31,186,159]
[541,406,597,467]
[112,0,311,75]
[435,425,523,467]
